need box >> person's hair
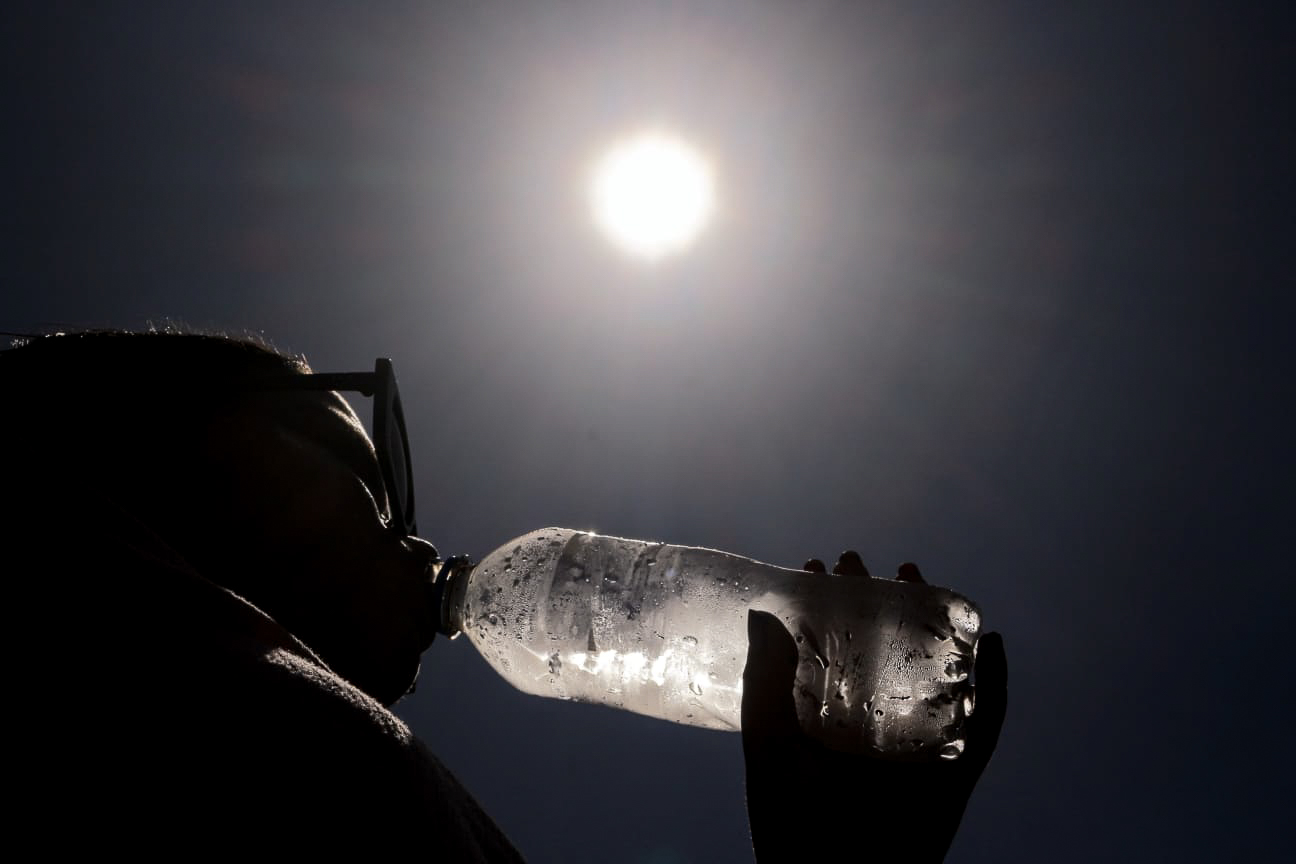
[0,328,310,470]
[2,327,305,386]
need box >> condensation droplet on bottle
[939,741,964,760]
[688,681,703,696]
[682,635,698,647]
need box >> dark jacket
[8,495,523,859]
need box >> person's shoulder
[173,603,525,860]
[6,504,523,859]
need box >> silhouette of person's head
[0,330,439,705]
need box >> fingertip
[896,562,924,583]
[802,558,828,573]
[833,550,869,577]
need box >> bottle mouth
[426,554,476,639]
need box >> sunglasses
[257,357,417,538]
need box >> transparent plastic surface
[449,528,981,760]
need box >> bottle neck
[429,554,475,638]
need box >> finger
[741,611,802,744]
[832,550,870,577]
[896,562,926,583]
[802,558,827,573]
[962,631,1007,779]
[742,612,807,861]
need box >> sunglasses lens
[372,359,416,536]
[388,407,416,535]
[388,425,408,521]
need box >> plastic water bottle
[433,528,981,760]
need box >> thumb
[741,611,801,744]
[962,631,1007,780]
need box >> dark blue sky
[5,2,1291,861]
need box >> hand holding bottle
[741,553,1007,864]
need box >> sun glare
[589,131,715,261]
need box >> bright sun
[589,131,715,261]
